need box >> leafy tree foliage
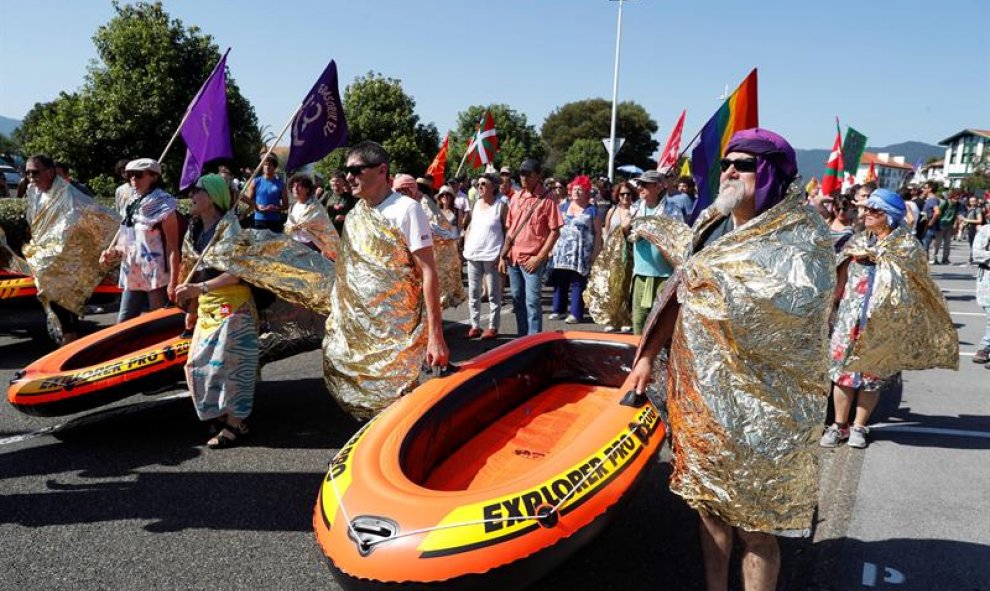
[315,72,439,179]
[555,138,609,180]
[446,104,546,179]
[15,2,261,193]
[0,133,22,162]
[541,99,658,173]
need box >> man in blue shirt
[630,170,692,334]
[246,154,288,232]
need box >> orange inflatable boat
[7,307,189,416]
[0,271,122,304]
[314,330,664,590]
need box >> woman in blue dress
[549,175,602,324]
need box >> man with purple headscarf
[629,129,836,591]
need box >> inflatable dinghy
[0,271,122,304]
[7,307,189,416]
[314,330,664,590]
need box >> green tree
[446,104,545,179]
[555,138,609,180]
[541,99,658,173]
[962,152,990,194]
[0,132,22,161]
[15,1,261,193]
[315,72,439,179]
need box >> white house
[913,159,946,185]
[854,152,914,189]
[939,129,990,188]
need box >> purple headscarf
[724,128,798,214]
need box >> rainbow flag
[689,68,758,223]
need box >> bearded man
[629,129,835,591]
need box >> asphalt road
[1,240,986,591]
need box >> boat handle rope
[326,420,648,552]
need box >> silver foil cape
[637,194,836,536]
[284,200,340,260]
[584,225,633,328]
[23,177,120,314]
[258,297,326,366]
[323,199,427,419]
[421,195,465,309]
[182,211,335,315]
[839,228,958,375]
[0,226,32,275]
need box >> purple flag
[179,50,233,190]
[286,60,348,171]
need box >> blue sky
[1,0,987,150]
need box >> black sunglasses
[126,171,148,179]
[719,157,757,173]
[619,191,634,197]
[343,162,381,176]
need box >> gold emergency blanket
[284,200,340,260]
[0,226,31,275]
[421,196,465,309]
[183,211,334,314]
[22,177,119,315]
[636,195,836,536]
[584,225,633,328]
[323,199,427,419]
[839,228,958,375]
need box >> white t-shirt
[375,191,433,252]
[453,191,470,214]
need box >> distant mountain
[795,141,944,181]
[0,116,21,137]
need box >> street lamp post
[607,0,626,182]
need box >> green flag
[842,127,867,177]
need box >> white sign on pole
[602,137,625,157]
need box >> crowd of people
[13,130,975,591]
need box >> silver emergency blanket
[284,200,340,260]
[257,297,326,366]
[634,194,836,536]
[0,226,31,275]
[421,195,465,309]
[23,177,119,314]
[838,228,958,375]
[584,225,633,328]
[183,211,334,315]
[323,199,427,419]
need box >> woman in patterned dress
[548,175,602,324]
[175,175,258,449]
[821,189,909,450]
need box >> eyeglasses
[24,168,49,178]
[343,162,380,176]
[863,207,886,216]
[619,192,634,197]
[719,158,757,173]
[126,171,147,179]
[477,181,491,187]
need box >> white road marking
[959,352,976,357]
[941,288,977,293]
[870,422,990,440]
[950,311,984,317]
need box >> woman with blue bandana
[821,188,956,449]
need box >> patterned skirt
[185,284,259,420]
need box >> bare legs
[699,511,780,591]
[831,383,879,427]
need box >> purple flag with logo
[179,50,233,190]
[286,60,348,171]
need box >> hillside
[0,116,21,137]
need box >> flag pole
[453,111,488,179]
[158,48,231,163]
[179,101,302,287]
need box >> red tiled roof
[859,152,914,171]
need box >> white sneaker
[548,313,562,320]
[603,326,617,333]
[819,425,849,448]
[620,326,633,333]
[848,425,869,449]
[564,315,579,324]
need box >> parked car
[1,165,21,197]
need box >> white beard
[715,179,746,215]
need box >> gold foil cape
[421,196,466,308]
[0,227,32,275]
[23,177,120,315]
[284,200,340,260]
[839,228,958,375]
[584,225,633,327]
[323,199,427,419]
[258,297,326,366]
[182,211,334,314]
[639,195,836,536]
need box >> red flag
[865,160,878,183]
[657,109,686,171]
[821,126,844,197]
[426,134,449,190]
[466,111,498,169]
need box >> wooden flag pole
[453,111,489,180]
[159,48,231,164]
